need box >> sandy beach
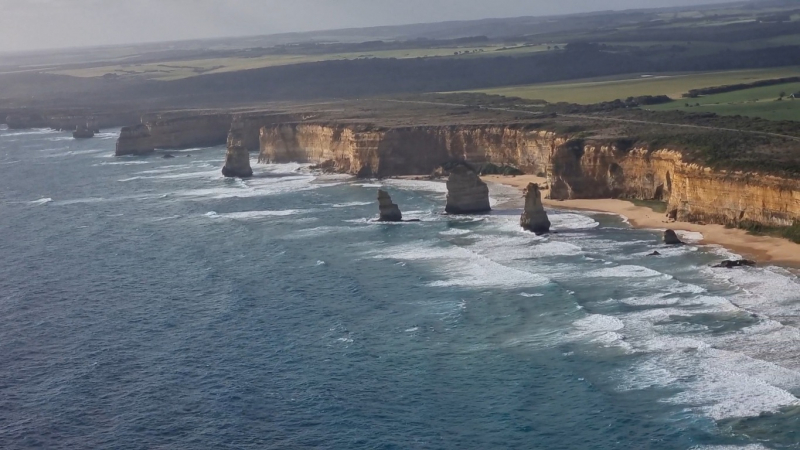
[483,174,800,267]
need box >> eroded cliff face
[5,110,138,131]
[116,113,233,156]
[227,113,304,152]
[257,122,800,228]
[549,142,800,227]
[259,123,555,177]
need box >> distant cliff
[4,110,138,131]
[116,113,233,156]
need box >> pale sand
[483,174,800,267]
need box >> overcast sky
[0,0,742,52]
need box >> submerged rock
[647,251,662,256]
[714,259,756,269]
[445,164,491,214]
[377,190,403,222]
[664,229,684,245]
[163,154,175,159]
[520,183,551,235]
[222,145,253,178]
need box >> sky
[0,0,743,52]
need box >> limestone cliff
[116,113,233,156]
[548,142,800,228]
[256,121,800,229]
[228,113,304,152]
[259,123,554,178]
[5,111,137,131]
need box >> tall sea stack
[445,164,491,214]
[222,145,253,178]
[377,190,403,222]
[520,183,551,235]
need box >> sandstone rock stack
[222,145,253,178]
[445,164,491,214]
[377,190,403,222]
[664,229,684,245]
[72,125,95,139]
[520,183,551,235]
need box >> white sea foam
[520,293,544,298]
[381,178,449,194]
[175,175,320,200]
[586,265,667,278]
[372,241,550,289]
[206,210,305,220]
[439,228,472,236]
[29,198,53,206]
[331,201,372,208]
[93,160,152,166]
[95,132,119,140]
[692,446,771,450]
[1,128,58,137]
[676,230,704,243]
[549,212,600,230]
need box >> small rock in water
[163,153,175,159]
[663,229,684,245]
[520,183,550,235]
[221,145,253,178]
[377,189,403,222]
[647,251,661,256]
[713,259,756,269]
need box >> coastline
[483,174,800,268]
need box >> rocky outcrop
[116,113,233,156]
[714,259,756,268]
[377,190,403,222]
[72,126,94,139]
[446,165,491,214]
[520,183,551,234]
[116,124,153,156]
[664,229,684,245]
[222,145,253,178]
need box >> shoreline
[482,174,800,269]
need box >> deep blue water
[1,127,800,449]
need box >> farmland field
[465,67,800,104]
[647,81,800,121]
[51,43,557,81]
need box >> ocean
[1,126,799,449]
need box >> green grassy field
[648,81,800,121]
[465,67,800,104]
[51,43,557,81]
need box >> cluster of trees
[683,77,800,98]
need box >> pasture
[466,67,800,104]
